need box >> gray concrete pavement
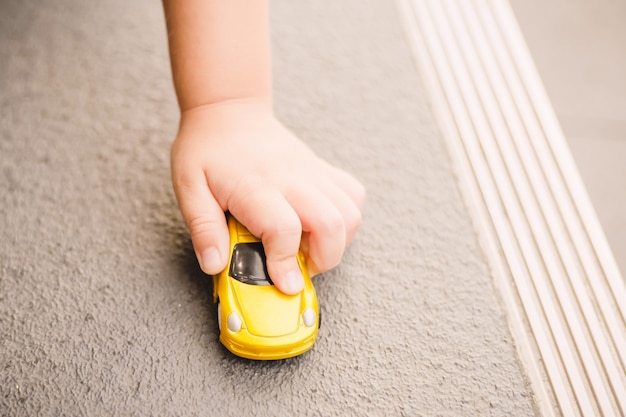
[1,0,536,415]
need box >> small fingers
[328,166,366,209]
[171,167,230,275]
[320,179,363,247]
[288,189,346,277]
[222,167,365,293]
[229,186,305,295]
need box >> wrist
[181,96,273,123]
[176,97,280,143]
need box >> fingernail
[199,247,221,273]
[282,270,304,294]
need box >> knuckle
[263,222,302,244]
[315,211,346,237]
[172,170,199,194]
[344,208,363,236]
[354,182,366,206]
[187,215,223,237]
[261,223,302,262]
[233,174,263,195]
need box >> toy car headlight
[227,313,242,332]
[303,308,316,327]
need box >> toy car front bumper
[220,328,319,360]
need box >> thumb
[172,172,230,275]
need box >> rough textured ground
[0,0,536,415]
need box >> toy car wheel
[318,307,322,329]
[217,299,222,335]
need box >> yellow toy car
[213,215,320,360]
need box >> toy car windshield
[229,242,273,286]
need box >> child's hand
[171,99,365,295]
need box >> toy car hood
[231,279,302,337]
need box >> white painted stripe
[397,0,626,415]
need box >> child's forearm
[163,0,365,295]
[162,0,273,112]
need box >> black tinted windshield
[229,242,273,286]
